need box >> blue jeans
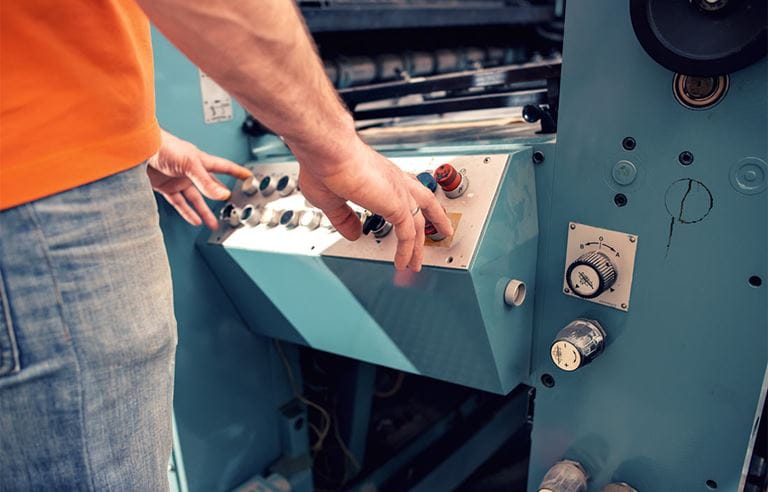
[0,164,177,491]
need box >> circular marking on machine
[603,155,645,193]
[730,157,767,195]
[611,160,637,186]
[664,178,713,224]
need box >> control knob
[565,251,616,299]
[550,319,606,372]
[276,175,297,196]
[434,163,468,198]
[279,210,299,229]
[239,204,262,227]
[219,202,242,228]
[299,210,323,230]
[263,209,281,227]
[241,175,260,196]
[538,460,587,492]
[425,220,445,241]
[259,175,277,196]
[362,213,393,238]
[417,171,438,193]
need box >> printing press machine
[153,1,767,491]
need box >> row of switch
[221,203,326,230]
[222,203,448,244]
[241,163,469,201]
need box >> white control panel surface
[208,154,511,270]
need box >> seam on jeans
[26,203,98,492]
[0,263,21,375]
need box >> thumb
[322,203,362,241]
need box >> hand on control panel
[148,130,253,230]
[295,140,454,271]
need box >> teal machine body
[153,1,767,491]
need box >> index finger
[385,198,417,270]
[201,154,253,180]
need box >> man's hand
[148,130,252,230]
[137,0,453,269]
[297,139,454,272]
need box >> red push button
[434,164,461,192]
[433,163,468,199]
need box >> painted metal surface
[526,2,767,491]
[198,148,539,394]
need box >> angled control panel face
[562,222,638,311]
[209,154,511,270]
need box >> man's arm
[136,0,452,271]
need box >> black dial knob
[362,214,392,238]
[565,251,617,299]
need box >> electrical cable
[275,340,332,453]
[375,371,405,398]
[333,410,362,473]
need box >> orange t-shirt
[0,0,160,210]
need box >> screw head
[622,136,636,151]
[532,151,545,164]
[629,236,636,243]
[679,151,694,166]
[564,287,571,294]
[569,223,576,230]
[614,193,628,207]
[541,373,555,388]
[621,303,628,309]
[483,157,491,164]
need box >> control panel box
[198,149,540,394]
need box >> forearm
[137,0,358,168]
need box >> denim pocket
[0,268,21,376]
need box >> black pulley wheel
[630,0,767,75]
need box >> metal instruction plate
[562,222,639,311]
